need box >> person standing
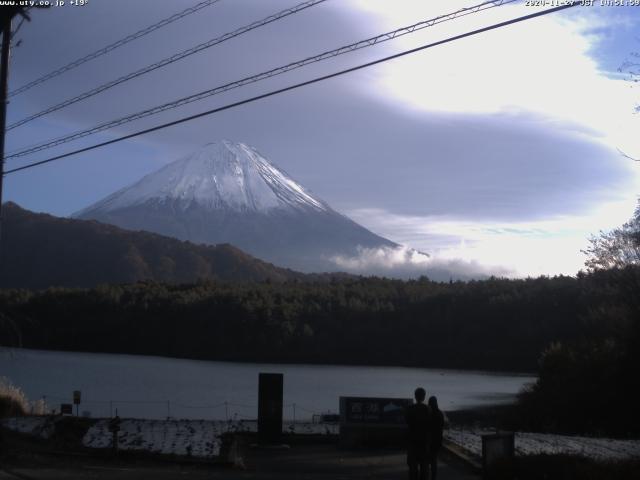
[428,396,446,480]
[405,387,432,480]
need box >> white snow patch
[446,428,640,461]
[83,419,225,458]
[1,416,56,439]
[81,419,338,458]
[8,417,635,461]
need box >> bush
[516,339,627,434]
[0,377,28,418]
[515,266,640,436]
[0,377,47,417]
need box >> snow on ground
[0,416,56,439]
[0,416,339,459]
[7,416,637,461]
[445,428,640,461]
[84,419,224,458]
[83,419,338,458]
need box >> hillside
[0,202,302,289]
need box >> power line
[6,0,328,131]
[4,3,579,176]
[10,15,27,41]
[8,0,222,98]
[6,0,517,158]
[174,402,227,409]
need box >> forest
[0,267,636,375]
[0,202,305,289]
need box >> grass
[0,377,46,417]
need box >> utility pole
[0,10,13,258]
[0,5,42,258]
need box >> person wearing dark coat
[405,387,432,480]
[428,396,445,480]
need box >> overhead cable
[6,0,328,130]
[8,0,223,98]
[4,3,579,176]
[6,0,515,157]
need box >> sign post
[73,390,81,417]
[481,432,515,479]
[108,414,121,454]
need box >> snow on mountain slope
[75,141,327,216]
[75,140,399,273]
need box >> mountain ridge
[0,202,312,289]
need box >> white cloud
[346,2,640,159]
[323,2,640,278]
[331,245,430,270]
[346,196,638,277]
[330,244,513,280]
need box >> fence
[35,393,333,421]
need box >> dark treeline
[1,268,637,374]
[513,202,640,436]
[517,266,640,436]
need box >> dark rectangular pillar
[258,372,283,444]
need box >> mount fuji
[75,141,398,272]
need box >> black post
[109,409,120,454]
[0,13,12,257]
[258,373,283,444]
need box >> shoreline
[0,346,538,377]
[446,403,519,429]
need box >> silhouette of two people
[405,388,445,480]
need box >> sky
[3,0,640,279]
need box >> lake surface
[1,348,535,420]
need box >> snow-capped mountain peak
[75,140,398,273]
[77,140,328,215]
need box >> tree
[616,46,640,161]
[618,46,639,114]
[584,200,640,270]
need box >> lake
[0,348,535,420]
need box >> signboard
[340,397,411,425]
[60,403,73,415]
[73,390,81,405]
[258,373,283,444]
[339,396,412,448]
